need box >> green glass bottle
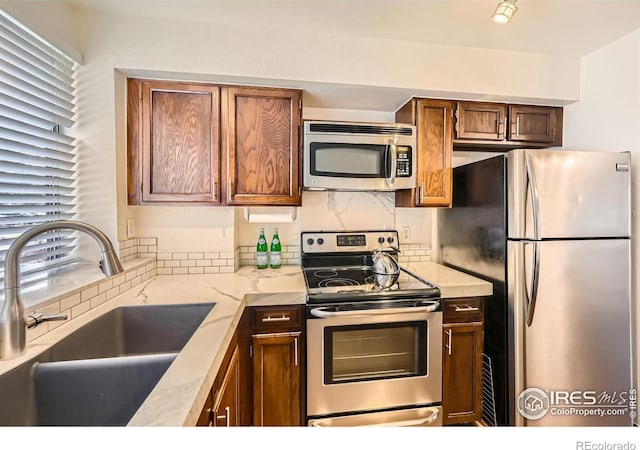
[256,227,268,269]
[270,228,282,269]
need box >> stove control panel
[302,230,400,254]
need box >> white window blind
[0,10,78,283]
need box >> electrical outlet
[126,218,136,238]
[402,226,411,241]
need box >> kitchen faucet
[0,220,124,360]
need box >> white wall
[563,28,640,410]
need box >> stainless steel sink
[0,302,214,425]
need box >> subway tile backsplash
[25,258,157,343]
[237,245,301,267]
[155,250,235,275]
[397,243,432,264]
[25,235,430,343]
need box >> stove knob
[317,238,324,245]
[387,237,395,244]
[378,237,385,244]
[307,238,315,246]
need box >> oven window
[324,321,427,384]
[310,143,386,178]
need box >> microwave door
[306,142,391,191]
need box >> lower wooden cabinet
[212,346,240,427]
[252,332,301,426]
[442,298,484,425]
[197,339,240,427]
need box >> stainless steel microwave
[303,121,417,191]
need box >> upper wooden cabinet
[507,105,559,143]
[454,101,563,149]
[128,79,221,204]
[223,87,301,205]
[395,98,454,208]
[455,102,507,141]
[127,79,302,206]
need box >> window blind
[0,10,78,283]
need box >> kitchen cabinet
[442,297,484,425]
[395,98,454,208]
[197,333,240,427]
[127,79,302,206]
[252,332,301,426]
[455,102,507,141]
[507,105,560,144]
[223,87,302,205]
[212,345,240,426]
[454,101,563,149]
[127,79,221,204]
[237,305,305,426]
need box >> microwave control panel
[396,146,412,177]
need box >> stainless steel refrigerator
[439,149,633,426]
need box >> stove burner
[318,277,360,288]
[313,270,338,278]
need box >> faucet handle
[26,313,68,329]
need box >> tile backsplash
[24,232,431,343]
[26,258,157,342]
[397,243,432,264]
[238,245,301,267]
[155,251,235,275]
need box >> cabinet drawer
[251,305,302,331]
[443,298,484,323]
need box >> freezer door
[508,150,631,239]
[508,239,633,426]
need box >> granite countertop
[0,261,492,427]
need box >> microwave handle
[386,140,397,189]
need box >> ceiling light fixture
[492,0,518,24]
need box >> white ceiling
[70,0,640,56]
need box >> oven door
[306,302,442,418]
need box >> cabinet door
[508,105,556,143]
[455,102,507,141]
[212,346,239,427]
[139,80,221,203]
[252,332,301,426]
[415,99,454,207]
[224,87,301,205]
[196,391,214,426]
[442,323,483,425]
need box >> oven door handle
[361,408,440,427]
[309,302,439,318]
[308,407,440,427]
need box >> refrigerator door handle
[525,153,541,240]
[525,241,541,327]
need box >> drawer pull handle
[262,315,291,322]
[454,305,479,312]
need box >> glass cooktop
[303,265,441,304]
